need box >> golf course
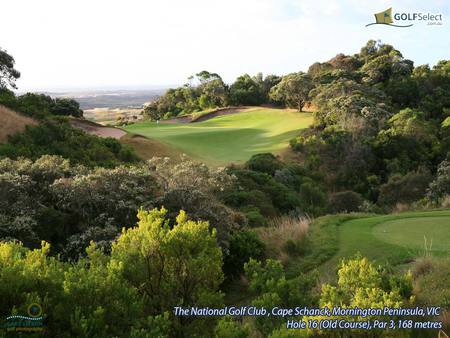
[314,210,450,276]
[124,107,313,165]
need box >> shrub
[298,181,328,215]
[223,230,265,278]
[215,316,249,338]
[0,119,139,167]
[329,190,364,213]
[242,206,267,227]
[378,171,433,208]
[246,153,284,176]
[427,160,450,202]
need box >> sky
[1,0,449,91]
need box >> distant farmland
[83,107,143,125]
[37,88,169,125]
[48,89,166,109]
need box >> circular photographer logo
[27,303,43,318]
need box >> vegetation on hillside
[0,105,37,143]
[0,49,140,168]
[0,41,449,337]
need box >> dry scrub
[0,105,37,143]
[257,215,311,263]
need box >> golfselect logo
[366,7,443,27]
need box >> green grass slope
[316,210,450,277]
[124,108,313,165]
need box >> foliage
[377,171,432,208]
[50,97,83,117]
[0,207,224,337]
[246,153,284,176]
[414,257,450,309]
[304,256,414,336]
[223,229,265,278]
[144,72,281,120]
[427,159,450,202]
[329,190,364,213]
[269,72,313,111]
[0,47,20,89]
[0,119,139,167]
[143,71,228,120]
[0,156,159,258]
[244,259,317,336]
[289,40,449,209]
[229,73,264,105]
[111,208,224,336]
[0,91,84,119]
[214,316,250,338]
[147,157,240,248]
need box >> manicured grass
[373,217,450,252]
[123,108,313,165]
[318,210,450,276]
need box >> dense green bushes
[0,119,139,167]
[329,190,364,213]
[0,89,83,119]
[0,208,224,337]
[0,156,249,266]
[289,40,449,211]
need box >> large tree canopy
[269,72,313,112]
[0,47,20,89]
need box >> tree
[0,47,20,89]
[269,72,313,111]
[262,74,281,102]
[195,71,228,108]
[51,97,83,117]
[427,160,450,202]
[229,74,263,105]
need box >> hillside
[0,105,37,143]
[124,107,313,165]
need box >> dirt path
[70,119,126,139]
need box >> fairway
[124,108,313,165]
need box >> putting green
[317,210,450,275]
[124,108,313,165]
[373,217,450,252]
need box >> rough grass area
[256,215,310,263]
[119,134,184,161]
[124,108,313,165]
[0,105,37,143]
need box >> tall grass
[257,215,311,263]
[0,105,37,143]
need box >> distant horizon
[14,84,176,94]
[12,51,450,94]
